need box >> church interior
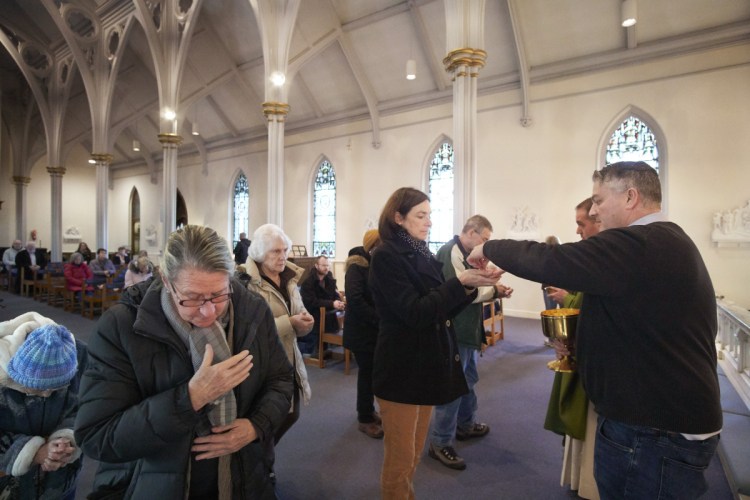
[0,0,749,497]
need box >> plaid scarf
[160,286,237,435]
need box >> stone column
[90,154,113,252]
[158,133,183,248]
[444,48,486,229]
[263,102,289,227]
[444,0,486,230]
[46,166,66,262]
[11,176,30,244]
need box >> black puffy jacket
[74,278,293,499]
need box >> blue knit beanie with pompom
[7,324,77,390]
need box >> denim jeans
[430,345,479,447]
[594,416,719,500]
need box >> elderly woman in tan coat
[240,224,313,450]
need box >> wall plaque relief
[712,199,750,247]
[63,226,81,242]
[507,206,540,241]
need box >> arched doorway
[130,188,140,254]
[176,190,188,229]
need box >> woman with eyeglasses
[75,225,294,499]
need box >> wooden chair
[483,299,505,345]
[47,275,68,308]
[34,262,64,302]
[20,270,41,297]
[62,288,80,312]
[81,268,125,319]
[6,268,17,292]
[81,284,108,319]
[313,306,350,374]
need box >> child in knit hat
[0,312,88,500]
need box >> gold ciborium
[540,308,580,373]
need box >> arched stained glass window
[606,116,659,173]
[428,142,454,253]
[313,160,336,257]
[232,173,249,248]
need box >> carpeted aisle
[0,290,733,499]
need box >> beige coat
[244,259,311,403]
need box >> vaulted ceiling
[0,0,748,172]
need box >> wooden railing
[717,299,750,408]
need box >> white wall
[9,60,750,317]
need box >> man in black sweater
[468,162,721,500]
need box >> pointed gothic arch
[129,186,140,254]
[309,156,337,258]
[176,189,188,228]
[230,170,250,247]
[597,105,669,211]
[423,136,455,253]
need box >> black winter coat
[369,238,475,406]
[342,247,378,352]
[74,278,294,499]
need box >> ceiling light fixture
[270,71,286,87]
[132,139,141,152]
[162,108,176,121]
[406,59,416,80]
[621,0,637,27]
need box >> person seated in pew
[64,253,94,302]
[89,249,116,286]
[299,255,345,356]
[15,241,47,295]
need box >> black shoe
[428,443,466,470]
[456,423,490,441]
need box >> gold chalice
[540,308,580,373]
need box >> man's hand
[333,300,345,311]
[551,338,572,359]
[192,418,257,460]
[495,283,513,298]
[545,286,569,305]
[188,346,253,411]
[290,311,314,335]
[467,243,489,269]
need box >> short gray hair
[462,214,493,235]
[69,252,83,264]
[593,161,662,205]
[248,224,292,263]
[162,225,234,282]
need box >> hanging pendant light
[132,139,140,152]
[621,0,637,27]
[406,59,416,80]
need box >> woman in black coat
[342,230,382,439]
[368,188,500,499]
[75,225,294,499]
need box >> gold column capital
[443,47,487,74]
[90,153,114,164]
[12,176,31,185]
[262,102,290,121]
[46,166,67,176]
[158,133,183,146]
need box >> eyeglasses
[170,282,232,308]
